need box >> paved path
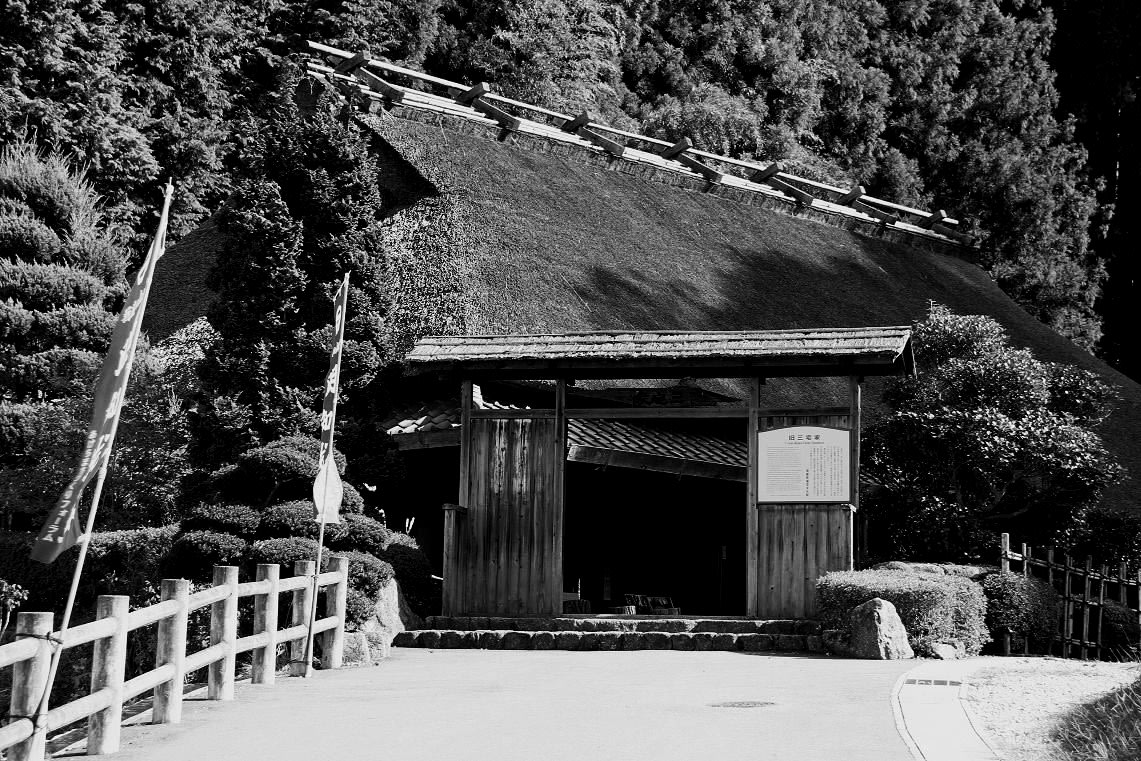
[92,650,918,761]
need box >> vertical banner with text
[32,184,174,563]
[313,273,350,524]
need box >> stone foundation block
[439,630,466,649]
[476,630,502,650]
[594,632,623,650]
[501,631,534,650]
[711,633,739,651]
[532,632,556,650]
[418,631,441,649]
[554,631,583,650]
[391,631,418,648]
[737,634,774,652]
[776,634,806,651]
[669,633,697,651]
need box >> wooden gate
[446,416,564,616]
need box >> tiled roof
[382,397,746,479]
[567,419,744,471]
[406,328,914,379]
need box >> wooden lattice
[1000,533,1141,660]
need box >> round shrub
[817,569,990,656]
[333,551,395,630]
[981,572,1060,645]
[385,530,419,550]
[0,214,63,262]
[247,536,319,569]
[257,501,347,544]
[379,544,439,618]
[340,483,364,515]
[163,531,247,580]
[182,503,260,538]
[331,514,391,556]
[345,589,376,629]
[1102,601,1141,653]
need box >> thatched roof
[407,328,914,379]
[144,60,1141,512]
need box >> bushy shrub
[182,503,261,538]
[247,536,319,569]
[0,261,106,311]
[257,501,347,544]
[163,530,247,580]
[337,550,394,630]
[331,513,390,556]
[385,530,419,550]
[1102,601,1141,653]
[981,572,1060,645]
[817,569,990,656]
[0,526,177,609]
[0,215,63,262]
[379,543,438,618]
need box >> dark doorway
[563,463,747,616]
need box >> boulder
[848,598,914,660]
[928,640,965,660]
[354,578,416,659]
[341,632,373,665]
[821,629,850,656]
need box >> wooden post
[153,579,190,723]
[9,612,53,761]
[452,379,474,616]
[745,378,760,617]
[290,561,315,676]
[252,564,280,685]
[321,556,349,669]
[553,378,567,616]
[1095,563,1107,660]
[1000,533,1010,573]
[208,566,239,700]
[848,377,861,569]
[1062,555,1073,658]
[1080,556,1093,660]
[87,595,129,754]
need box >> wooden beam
[469,408,555,419]
[390,429,461,450]
[559,112,592,132]
[837,185,865,205]
[848,376,861,520]
[852,198,901,224]
[352,67,404,103]
[917,209,947,230]
[932,222,975,246]
[566,406,747,419]
[763,176,815,205]
[454,82,491,105]
[333,50,369,75]
[567,445,747,482]
[749,162,783,183]
[576,127,626,157]
[661,137,693,160]
[553,379,567,614]
[676,152,724,184]
[452,379,474,616]
[469,98,522,130]
[746,377,761,617]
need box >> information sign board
[757,426,851,503]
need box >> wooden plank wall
[454,417,563,615]
[750,412,855,619]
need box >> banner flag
[313,273,350,524]
[32,184,174,563]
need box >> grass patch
[1054,671,1141,761]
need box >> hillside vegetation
[0,0,1119,352]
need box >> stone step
[393,629,824,653]
[422,616,822,636]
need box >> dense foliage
[863,305,1122,562]
[816,568,990,656]
[981,571,1060,647]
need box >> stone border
[394,629,825,653]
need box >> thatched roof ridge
[407,328,913,379]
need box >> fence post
[321,556,348,669]
[9,612,53,761]
[252,564,280,685]
[208,566,240,700]
[153,579,190,724]
[290,560,315,676]
[88,595,130,755]
[999,533,1010,573]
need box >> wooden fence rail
[0,558,348,760]
[1000,533,1141,660]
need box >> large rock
[353,578,422,659]
[848,598,914,660]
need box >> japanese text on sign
[757,426,850,503]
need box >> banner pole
[302,488,329,677]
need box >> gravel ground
[963,657,1140,761]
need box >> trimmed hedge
[182,503,261,538]
[817,569,989,656]
[257,501,348,544]
[1102,601,1141,652]
[0,526,177,609]
[981,572,1060,644]
[247,536,320,568]
[162,530,247,580]
[330,513,391,556]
